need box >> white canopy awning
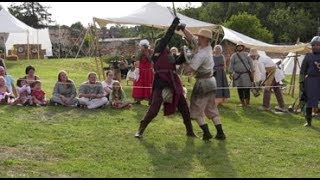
[0,7,33,33]
[93,2,216,34]
[0,8,52,56]
[93,2,310,54]
[221,26,309,53]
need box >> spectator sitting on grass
[78,72,108,109]
[110,81,132,109]
[31,80,47,106]
[50,70,78,107]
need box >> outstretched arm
[152,17,180,61]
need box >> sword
[151,2,180,61]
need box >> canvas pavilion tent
[93,2,310,95]
[281,52,305,75]
[0,7,52,57]
[93,2,310,54]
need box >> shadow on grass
[221,105,305,129]
[131,104,148,122]
[139,138,238,178]
[310,126,320,133]
[139,138,196,178]
[195,140,238,178]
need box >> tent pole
[27,30,30,60]
[75,27,88,59]
[214,30,220,47]
[287,53,298,97]
[4,34,7,59]
[151,25,155,46]
[287,38,300,97]
[92,20,105,81]
[65,28,84,58]
[37,30,40,59]
[58,25,61,59]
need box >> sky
[1,2,202,27]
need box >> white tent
[0,8,52,57]
[221,26,309,53]
[93,2,310,54]
[281,52,305,75]
[0,6,32,33]
[5,28,53,57]
[93,2,216,34]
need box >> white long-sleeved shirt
[258,55,284,82]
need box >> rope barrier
[13,79,295,90]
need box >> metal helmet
[311,36,320,53]
[310,36,320,46]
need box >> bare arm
[182,63,196,75]
[11,84,17,97]
[181,28,194,44]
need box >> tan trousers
[264,66,276,91]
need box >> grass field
[0,58,319,177]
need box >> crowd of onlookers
[0,39,290,112]
[0,62,133,109]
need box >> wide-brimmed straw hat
[235,42,245,47]
[194,28,212,40]
[249,48,259,56]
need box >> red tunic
[32,89,45,101]
[132,49,154,100]
[154,49,183,116]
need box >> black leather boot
[245,98,250,107]
[304,118,312,127]
[186,130,197,137]
[200,124,213,141]
[134,121,149,138]
[215,124,226,140]
[240,99,246,107]
[304,107,312,127]
[184,119,197,137]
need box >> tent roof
[281,52,305,75]
[93,2,310,53]
[0,8,35,33]
[221,26,310,53]
[93,2,216,33]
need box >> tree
[70,21,85,37]
[8,2,54,28]
[224,12,273,43]
[267,8,313,43]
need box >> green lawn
[0,58,319,177]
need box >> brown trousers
[138,88,193,135]
[262,79,285,108]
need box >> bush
[102,54,132,68]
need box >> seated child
[126,61,139,84]
[14,78,32,106]
[110,81,132,109]
[0,76,13,104]
[31,80,47,106]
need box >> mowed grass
[0,58,319,177]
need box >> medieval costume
[300,36,320,126]
[229,44,254,107]
[132,40,154,104]
[135,17,196,138]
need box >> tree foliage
[224,12,273,43]
[8,2,55,28]
[178,2,320,44]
